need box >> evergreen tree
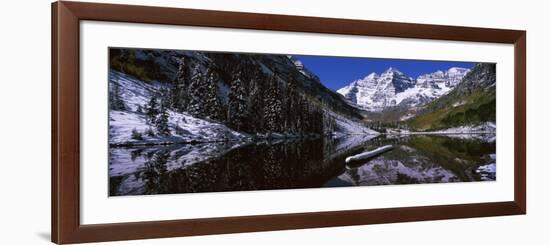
[145,96,159,125]
[263,75,282,133]
[187,65,206,118]
[227,70,249,131]
[171,57,191,111]
[131,128,143,140]
[203,67,224,121]
[109,81,125,110]
[248,69,266,133]
[155,102,170,136]
[322,114,336,135]
[146,127,155,137]
[300,96,311,134]
[285,72,298,134]
[311,107,323,135]
[159,88,170,109]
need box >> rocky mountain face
[337,67,470,113]
[408,63,496,130]
[108,48,375,145]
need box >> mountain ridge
[336,66,471,113]
[407,63,496,130]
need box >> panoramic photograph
[108,48,496,196]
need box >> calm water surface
[109,134,496,196]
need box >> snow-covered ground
[385,122,496,139]
[325,109,379,136]
[476,153,496,180]
[109,110,250,145]
[433,122,496,134]
[399,113,415,121]
[109,71,250,146]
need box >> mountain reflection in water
[109,134,496,196]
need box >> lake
[109,134,496,196]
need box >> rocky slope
[407,63,496,130]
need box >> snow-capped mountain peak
[382,67,401,74]
[365,72,378,80]
[291,57,320,81]
[337,67,470,112]
[448,67,469,74]
[416,67,470,88]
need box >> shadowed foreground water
[109,134,496,196]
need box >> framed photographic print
[52,1,526,244]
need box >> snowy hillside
[109,48,379,145]
[109,71,250,146]
[326,109,379,136]
[109,68,376,146]
[434,122,496,134]
[337,67,470,112]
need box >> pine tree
[131,128,143,140]
[155,102,170,136]
[300,96,311,134]
[171,57,191,111]
[203,67,224,121]
[285,72,298,134]
[159,88,170,109]
[227,70,249,131]
[110,81,125,110]
[145,96,159,125]
[248,68,266,133]
[263,75,282,133]
[311,107,323,135]
[146,127,155,137]
[187,65,206,118]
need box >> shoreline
[110,131,494,147]
[383,131,495,136]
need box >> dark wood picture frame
[51,1,526,244]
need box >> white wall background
[0,0,547,244]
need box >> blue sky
[293,55,475,91]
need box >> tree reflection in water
[109,134,496,196]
